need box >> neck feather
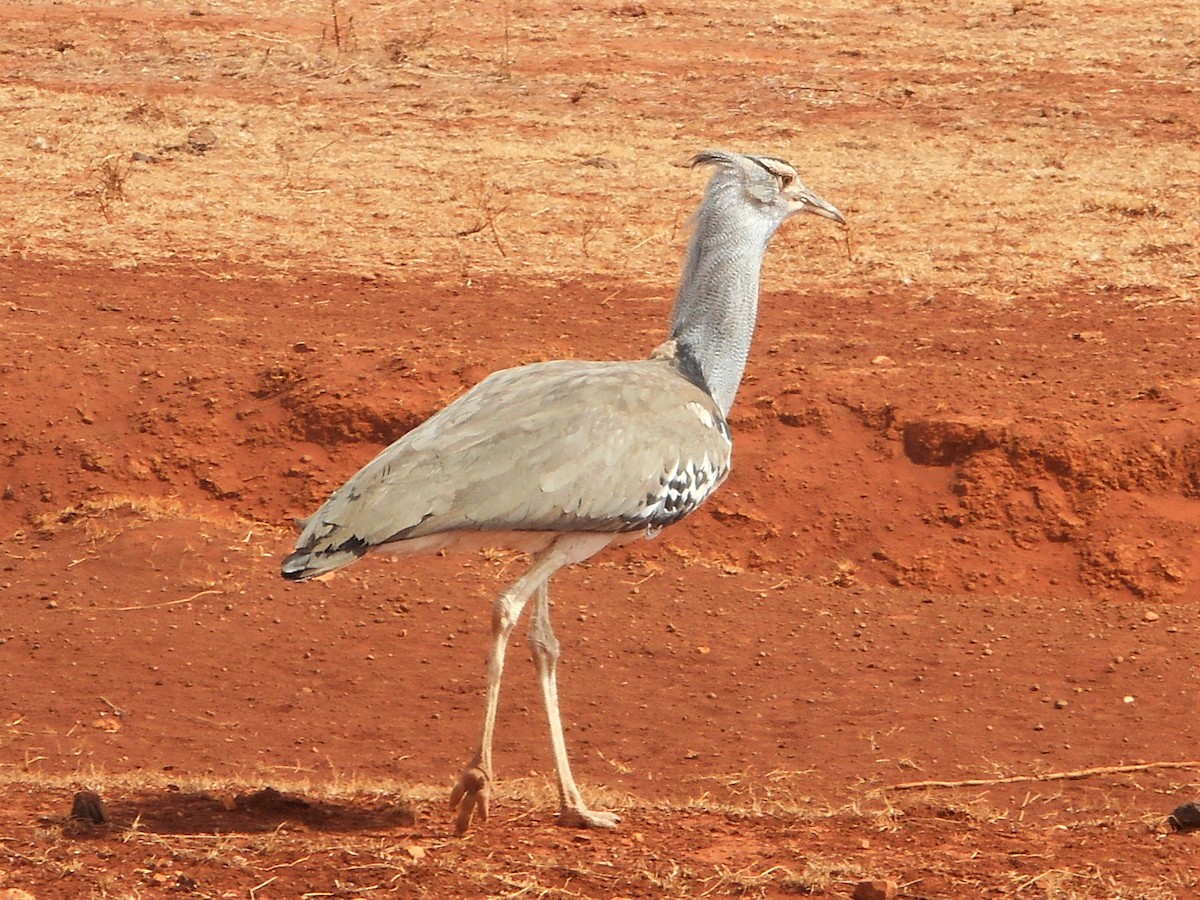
[668,180,782,416]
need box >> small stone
[871,354,894,366]
[853,880,897,900]
[186,126,218,154]
[1054,699,1068,709]
[1143,609,1159,622]
[71,790,110,824]
[611,3,647,18]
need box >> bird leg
[449,539,588,834]
[528,581,620,829]
[450,534,616,834]
[449,576,531,834]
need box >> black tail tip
[280,552,312,582]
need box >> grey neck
[668,181,782,417]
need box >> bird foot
[449,766,491,835]
[557,806,621,829]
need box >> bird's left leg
[528,581,620,829]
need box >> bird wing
[285,358,732,577]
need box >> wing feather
[284,358,731,577]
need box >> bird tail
[280,536,368,582]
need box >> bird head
[691,149,845,227]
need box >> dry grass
[0,0,1195,309]
[0,769,1191,898]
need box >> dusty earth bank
[1,0,1199,897]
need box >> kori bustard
[282,150,845,832]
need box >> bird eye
[779,173,794,188]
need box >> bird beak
[793,187,846,225]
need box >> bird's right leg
[449,581,527,833]
[449,544,573,834]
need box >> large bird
[282,150,845,832]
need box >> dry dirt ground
[2,0,1200,897]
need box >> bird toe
[557,806,620,829]
[450,766,491,834]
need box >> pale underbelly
[370,527,654,560]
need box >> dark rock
[70,790,109,824]
[1170,801,1200,831]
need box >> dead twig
[839,223,854,261]
[888,760,1200,791]
[63,589,224,613]
[777,82,909,109]
[321,0,355,55]
[455,182,509,257]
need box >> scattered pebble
[853,879,897,900]
[186,126,218,154]
[1143,609,1159,622]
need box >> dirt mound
[4,259,1199,604]
[255,361,434,448]
[900,415,1200,599]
